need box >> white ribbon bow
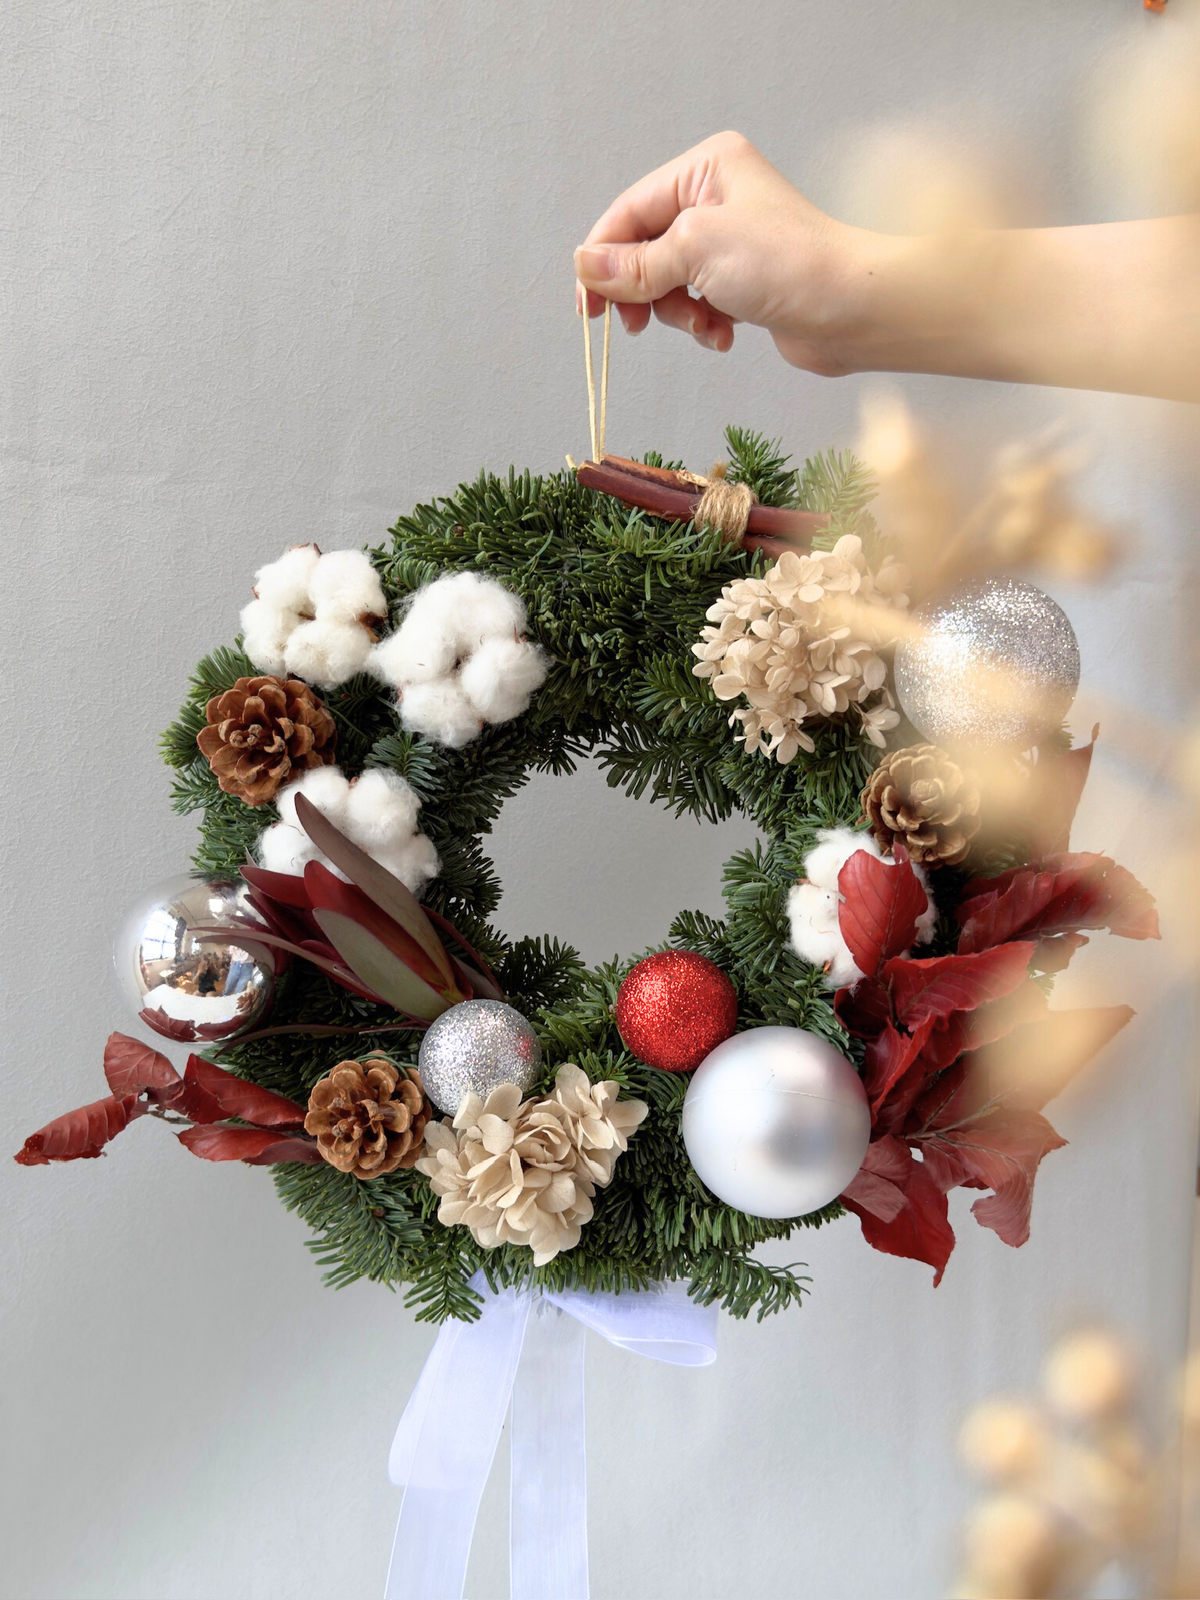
[385,1274,718,1600]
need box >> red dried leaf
[884,943,1037,1030]
[833,977,892,1040]
[919,1106,1068,1249]
[957,853,1160,954]
[15,1095,143,1165]
[138,1007,202,1043]
[862,1020,937,1118]
[102,1033,181,1103]
[1031,932,1090,974]
[840,1136,956,1284]
[837,849,930,980]
[241,864,315,910]
[178,1125,324,1164]
[954,1005,1134,1119]
[182,1055,307,1128]
[1026,726,1098,857]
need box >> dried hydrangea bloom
[691,535,908,763]
[416,1068,648,1265]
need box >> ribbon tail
[510,1302,589,1600]
[385,1280,532,1600]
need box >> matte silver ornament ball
[113,873,275,1043]
[682,1026,870,1219]
[418,999,542,1114]
[893,576,1080,750]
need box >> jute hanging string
[571,289,823,558]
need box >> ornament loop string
[579,288,612,463]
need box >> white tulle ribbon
[384,1274,718,1600]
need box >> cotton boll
[252,544,321,611]
[788,880,865,988]
[802,827,886,893]
[310,549,387,624]
[459,636,548,724]
[275,764,352,831]
[438,571,527,653]
[399,679,483,748]
[344,769,422,850]
[284,618,373,688]
[240,598,301,676]
[376,833,441,894]
[257,820,319,877]
[370,612,458,688]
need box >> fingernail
[574,245,615,284]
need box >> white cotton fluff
[787,826,936,989]
[253,544,321,611]
[240,544,386,688]
[258,765,439,894]
[283,617,374,689]
[459,635,548,722]
[399,679,483,749]
[369,570,546,748]
[307,548,388,624]
[240,598,302,677]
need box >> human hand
[573,131,878,376]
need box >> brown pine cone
[197,675,336,806]
[305,1054,431,1179]
[863,743,982,867]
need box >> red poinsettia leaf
[102,1032,181,1103]
[836,848,929,980]
[957,854,1160,954]
[884,943,1037,1030]
[1026,725,1098,857]
[182,1055,307,1128]
[840,1136,956,1284]
[834,977,892,1040]
[15,1094,143,1165]
[862,1019,936,1119]
[919,1107,1068,1248]
[177,1125,324,1164]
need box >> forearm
[828,217,1200,401]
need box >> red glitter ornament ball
[615,951,738,1073]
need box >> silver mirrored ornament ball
[418,999,542,1114]
[682,1026,870,1219]
[893,576,1080,750]
[113,874,275,1043]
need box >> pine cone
[197,675,336,806]
[305,1054,431,1179]
[863,744,982,867]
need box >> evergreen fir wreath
[16,427,1158,1326]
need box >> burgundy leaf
[103,1033,181,1103]
[303,861,459,998]
[862,1020,936,1118]
[885,943,1037,1030]
[183,1055,307,1128]
[837,848,930,979]
[1025,726,1098,858]
[241,864,315,910]
[139,1006,202,1043]
[1031,932,1090,974]
[840,1136,956,1284]
[833,977,892,1040]
[15,1095,143,1165]
[178,1125,324,1164]
[919,1107,1068,1249]
[957,853,1160,954]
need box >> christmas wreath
[16,427,1158,1326]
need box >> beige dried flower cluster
[691,535,909,763]
[416,1065,648,1266]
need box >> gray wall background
[3,3,1197,1597]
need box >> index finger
[580,136,730,249]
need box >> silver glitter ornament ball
[113,873,275,1043]
[894,576,1080,750]
[418,999,542,1114]
[682,1027,869,1219]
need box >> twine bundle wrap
[385,1274,717,1600]
[680,464,759,544]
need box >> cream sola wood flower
[369,570,548,748]
[691,535,908,762]
[416,1067,648,1265]
[240,544,389,689]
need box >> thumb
[574,215,705,304]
